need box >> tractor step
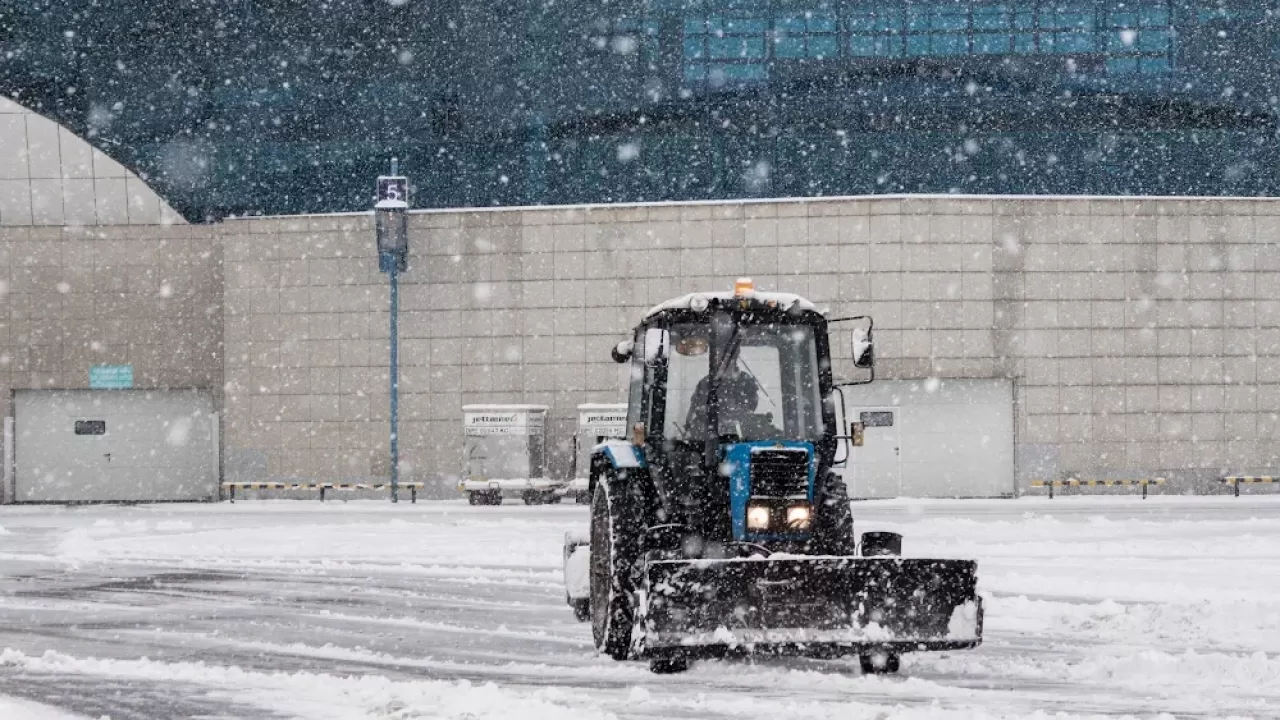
[635,555,982,657]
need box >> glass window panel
[906,8,929,31]
[1140,6,1169,26]
[1109,31,1135,50]
[1106,57,1138,73]
[809,13,837,32]
[708,37,735,57]
[974,6,1010,29]
[684,17,706,34]
[1014,32,1036,51]
[775,36,806,58]
[848,13,876,32]
[882,36,904,56]
[850,35,879,55]
[708,17,727,32]
[1014,9,1036,29]
[709,37,764,58]
[907,34,932,56]
[723,63,766,80]
[730,18,768,33]
[1056,32,1093,52]
[934,33,968,55]
[1138,29,1169,51]
[877,8,904,31]
[934,10,969,30]
[1110,11,1138,27]
[684,62,708,80]
[1140,56,1170,73]
[1058,12,1092,30]
[684,37,705,58]
[777,15,807,32]
[974,32,1009,53]
[809,36,838,57]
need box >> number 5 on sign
[377,176,408,206]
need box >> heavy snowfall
[1,496,1277,719]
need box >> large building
[3,1,1278,220]
[1,2,1278,501]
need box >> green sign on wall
[89,365,133,389]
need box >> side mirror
[852,327,874,369]
[611,340,633,364]
[643,328,670,365]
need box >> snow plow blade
[638,556,982,656]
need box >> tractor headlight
[786,504,812,530]
[747,504,771,531]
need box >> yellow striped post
[1031,478,1164,499]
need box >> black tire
[522,490,541,505]
[547,493,563,504]
[570,598,591,622]
[590,477,635,660]
[575,491,590,505]
[813,471,856,555]
[859,652,900,675]
[468,492,478,506]
[648,654,690,674]
[490,492,503,506]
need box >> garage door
[838,379,1013,499]
[15,390,217,502]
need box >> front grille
[750,448,809,498]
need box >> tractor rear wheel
[590,478,635,660]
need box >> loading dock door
[15,390,217,502]
[844,407,900,498]
[841,379,1014,499]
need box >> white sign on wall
[464,411,544,436]
[579,411,627,438]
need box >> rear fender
[590,441,648,499]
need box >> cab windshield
[663,320,823,443]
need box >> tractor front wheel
[813,471,856,555]
[590,478,635,661]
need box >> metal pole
[389,262,400,504]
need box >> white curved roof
[0,96,184,226]
[645,290,817,319]
[461,404,550,412]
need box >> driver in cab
[681,337,778,442]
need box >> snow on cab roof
[577,403,627,410]
[644,290,817,319]
[461,404,550,412]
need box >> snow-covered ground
[0,497,1277,719]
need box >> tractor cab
[607,279,872,549]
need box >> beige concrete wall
[218,196,1280,494]
[0,223,223,413]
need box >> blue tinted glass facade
[1,1,1277,220]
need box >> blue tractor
[574,281,983,674]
